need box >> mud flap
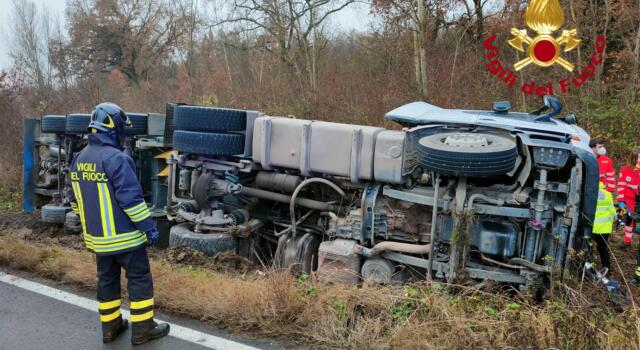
[274,233,321,276]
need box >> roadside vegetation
[1,0,640,348]
[2,0,640,193]
[1,220,639,349]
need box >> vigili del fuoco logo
[483,0,606,96]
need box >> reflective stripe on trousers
[98,299,122,323]
[130,298,154,323]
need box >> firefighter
[591,139,616,193]
[592,181,616,271]
[616,148,640,246]
[67,102,169,345]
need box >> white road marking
[0,271,262,350]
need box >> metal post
[427,175,440,281]
[22,119,38,212]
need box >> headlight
[532,147,570,168]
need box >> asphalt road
[0,271,281,350]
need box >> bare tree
[415,0,427,99]
[209,0,357,97]
[49,15,72,91]
[175,0,203,100]
[65,0,190,84]
[9,0,53,102]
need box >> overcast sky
[0,0,373,70]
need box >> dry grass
[0,234,639,349]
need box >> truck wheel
[417,132,517,177]
[64,212,82,233]
[169,223,237,256]
[41,204,67,224]
[173,130,244,156]
[41,115,66,134]
[164,102,186,146]
[124,113,148,135]
[65,114,92,134]
[174,105,247,132]
[361,257,395,284]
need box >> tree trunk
[415,0,427,100]
[594,0,610,99]
[569,0,582,71]
[630,0,640,101]
[474,0,484,41]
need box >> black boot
[102,317,129,343]
[131,319,170,346]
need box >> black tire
[124,113,148,135]
[65,114,92,134]
[64,211,82,233]
[41,204,67,224]
[169,223,237,256]
[175,105,247,132]
[164,102,186,146]
[173,130,244,156]
[417,132,518,177]
[41,115,66,134]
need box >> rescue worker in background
[591,139,616,193]
[592,181,616,271]
[629,191,640,284]
[67,102,169,345]
[616,148,640,246]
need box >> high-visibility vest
[593,182,616,234]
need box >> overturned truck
[165,96,598,291]
[23,111,169,231]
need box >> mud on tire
[169,223,238,257]
[41,204,67,224]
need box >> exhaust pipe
[353,241,432,258]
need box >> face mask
[597,147,607,156]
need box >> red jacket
[616,166,640,212]
[597,155,616,193]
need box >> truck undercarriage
[24,97,600,292]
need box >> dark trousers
[96,247,154,324]
[592,234,611,270]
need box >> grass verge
[1,234,639,349]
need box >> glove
[604,279,619,292]
[146,228,160,246]
[618,202,628,211]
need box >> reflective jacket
[597,155,616,193]
[616,166,640,212]
[68,133,155,256]
[593,182,616,234]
